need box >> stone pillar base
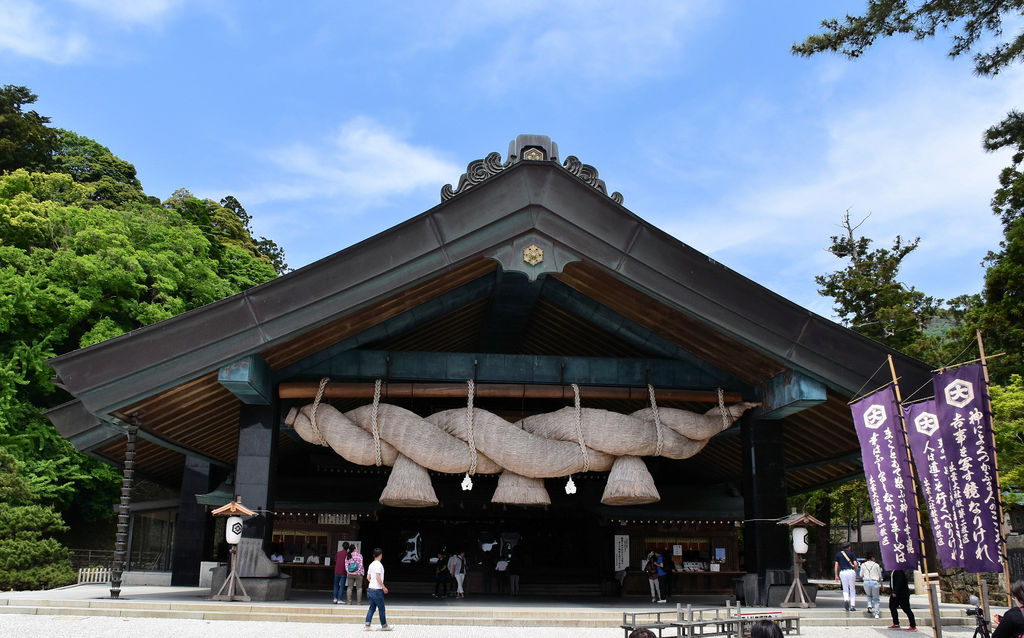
[210,566,292,601]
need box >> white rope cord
[572,383,591,473]
[648,384,664,457]
[717,387,730,430]
[466,379,477,476]
[370,379,383,466]
[309,377,330,447]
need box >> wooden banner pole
[889,355,940,637]
[977,330,1013,608]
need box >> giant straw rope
[284,379,759,508]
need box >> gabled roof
[46,135,932,490]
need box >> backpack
[347,557,359,573]
[646,560,658,579]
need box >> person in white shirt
[448,550,467,598]
[860,554,883,619]
[365,547,392,631]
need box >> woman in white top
[365,547,391,631]
[448,551,467,598]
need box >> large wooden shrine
[45,135,931,598]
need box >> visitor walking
[345,544,364,605]
[887,569,916,630]
[365,547,392,631]
[834,543,859,611]
[433,552,449,598]
[333,542,350,604]
[860,554,882,619]
[448,550,467,598]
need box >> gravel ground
[0,615,980,638]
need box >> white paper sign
[613,535,630,572]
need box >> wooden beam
[278,381,742,403]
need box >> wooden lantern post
[778,510,826,608]
[211,498,257,602]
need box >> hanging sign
[850,385,919,571]
[613,534,630,572]
[904,399,964,568]
[932,364,1002,573]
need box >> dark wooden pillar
[234,403,277,555]
[741,412,790,580]
[110,424,137,599]
[170,456,213,586]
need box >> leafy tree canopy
[0,85,58,174]
[0,86,288,545]
[0,445,76,590]
[793,0,1024,76]
[815,210,941,354]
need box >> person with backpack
[646,552,664,603]
[333,542,350,604]
[834,543,860,611]
[345,543,365,605]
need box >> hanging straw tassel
[492,471,551,506]
[601,455,660,505]
[379,454,439,508]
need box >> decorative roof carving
[441,135,623,205]
[440,152,509,202]
[563,155,623,205]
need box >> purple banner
[932,364,1002,573]
[904,399,964,568]
[850,386,920,571]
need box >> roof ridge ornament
[440,134,623,204]
[562,155,623,205]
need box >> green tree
[0,85,58,174]
[221,195,289,275]
[0,169,280,525]
[51,129,146,208]
[0,445,76,590]
[792,1,1024,77]
[979,218,1024,381]
[815,210,940,353]
[992,374,1024,503]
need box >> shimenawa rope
[371,379,383,466]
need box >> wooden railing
[77,567,111,584]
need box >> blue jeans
[365,588,386,626]
[333,574,345,601]
[863,579,880,614]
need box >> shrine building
[45,135,932,599]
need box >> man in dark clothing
[433,552,449,598]
[993,580,1024,638]
[888,569,916,630]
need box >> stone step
[0,601,974,629]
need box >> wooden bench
[622,610,681,638]
[623,604,801,638]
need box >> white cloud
[0,0,187,64]
[66,0,184,26]
[420,0,717,91]
[0,1,88,63]
[233,117,460,208]
[655,57,1021,310]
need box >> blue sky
[2,0,1019,319]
